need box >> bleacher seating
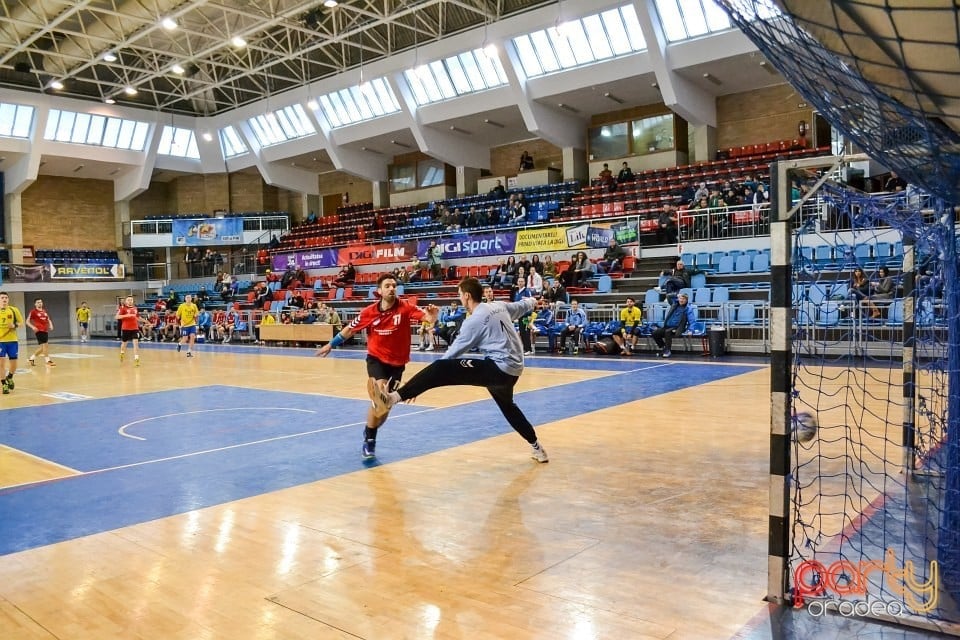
[35,249,121,263]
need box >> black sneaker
[1,379,8,394]
[361,439,376,459]
[5,374,13,391]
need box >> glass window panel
[174,129,193,155]
[337,90,359,121]
[220,126,247,157]
[360,82,384,116]
[474,50,504,87]
[250,117,270,146]
[534,31,564,71]
[679,0,709,37]
[601,9,631,55]
[389,164,416,192]
[632,114,675,153]
[582,15,613,60]
[186,133,199,158]
[86,115,105,144]
[43,110,60,140]
[274,110,296,137]
[373,78,399,111]
[115,119,136,149]
[55,110,75,141]
[447,56,473,94]
[563,23,594,65]
[157,126,174,154]
[418,65,443,102]
[328,92,350,123]
[288,105,314,134]
[349,86,374,120]
[655,0,688,41]
[418,159,445,187]
[703,0,732,31]
[13,105,34,138]
[70,113,91,143]
[588,122,629,160]
[404,70,430,105]
[0,103,14,136]
[131,121,149,150]
[621,6,647,50]
[512,35,544,77]
[318,96,341,127]
[264,113,284,141]
[430,60,456,99]
[102,118,121,147]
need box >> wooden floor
[0,340,778,639]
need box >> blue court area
[0,361,758,556]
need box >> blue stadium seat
[733,302,756,325]
[750,253,769,272]
[716,255,734,274]
[690,272,707,289]
[693,287,711,304]
[733,254,752,273]
[644,289,661,306]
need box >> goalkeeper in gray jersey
[372,277,548,463]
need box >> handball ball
[793,412,818,443]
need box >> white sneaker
[371,380,399,416]
[425,344,434,351]
[531,442,549,463]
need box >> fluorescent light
[124,86,138,96]
[306,99,319,110]
[50,80,64,90]
[161,17,177,31]
[103,52,117,62]
[231,36,247,48]
[323,0,338,7]
[171,64,185,74]
[105,97,116,104]
[202,132,213,142]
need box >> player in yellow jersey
[612,296,643,356]
[76,301,91,342]
[175,294,200,357]
[0,291,25,394]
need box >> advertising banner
[338,241,418,266]
[172,218,244,246]
[272,248,339,271]
[420,232,517,260]
[515,227,569,253]
[49,262,126,280]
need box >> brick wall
[717,83,813,150]
[130,182,169,219]
[319,170,373,209]
[21,175,115,249]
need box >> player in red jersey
[115,295,142,366]
[26,298,56,366]
[317,272,438,459]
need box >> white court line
[0,445,80,474]
[118,407,317,441]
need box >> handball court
[0,340,933,639]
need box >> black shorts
[35,331,49,345]
[121,329,140,342]
[366,355,405,392]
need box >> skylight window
[403,47,508,106]
[0,102,34,138]
[315,77,401,128]
[43,109,149,151]
[157,126,200,159]
[247,104,315,147]
[654,0,734,42]
[512,5,647,79]
[219,125,248,158]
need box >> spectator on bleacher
[693,182,709,203]
[373,213,386,233]
[218,273,234,302]
[305,211,317,225]
[161,310,179,342]
[559,299,588,354]
[265,269,279,283]
[617,162,634,184]
[195,285,209,306]
[547,279,568,305]
[409,255,422,281]
[571,252,593,287]
[197,306,212,341]
[742,174,758,193]
[427,240,443,280]
[489,180,506,197]
[598,164,616,191]
[528,265,543,293]
[597,239,627,274]
[849,267,880,318]
[519,150,534,172]
[530,300,557,352]
[417,316,438,351]
[202,248,217,275]
[612,297,643,356]
[253,282,271,308]
[530,255,542,276]
[652,293,696,358]
[508,194,527,223]
[324,305,343,332]
[154,298,167,313]
[186,247,201,277]
[512,276,537,355]
[166,289,180,311]
[139,311,156,342]
[542,255,558,279]
[871,266,896,304]
[503,255,518,284]
[677,181,697,206]
[332,263,356,288]
[288,291,305,309]
[661,260,692,297]
[437,300,467,347]
[280,266,297,289]
[657,204,679,245]
[884,172,907,192]
[723,186,742,208]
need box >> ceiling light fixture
[703,72,722,85]
[759,60,778,75]
[231,36,247,48]
[124,86,138,96]
[483,119,504,128]
[449,125,472,135]
[103,52,117,62]
[306,99,319,110]
[361,146,382,154]
[73,164,84,172]
[104,97,116,104]
[161,17,177,31]
[171,64,185,75]
[390,140,412,148]
[49,80,64,90]
[603,92,624,104]
[202,132,213,142]
[323,0,338,7]
[558,102,580,114]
